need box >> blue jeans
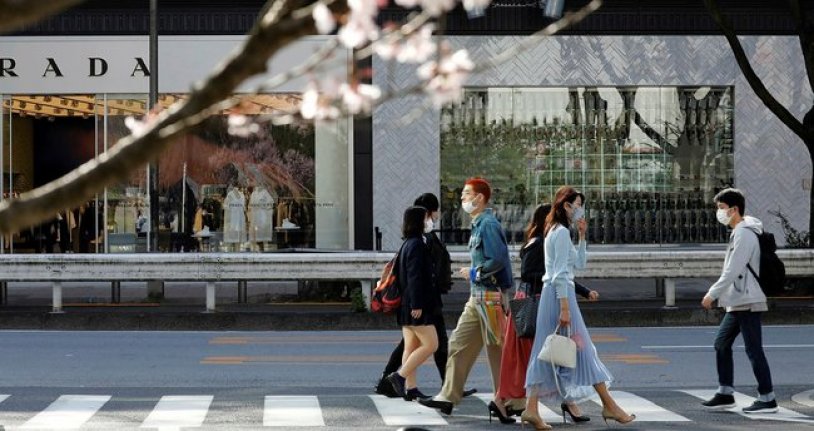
[714,311,774,395]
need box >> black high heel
[561,402,590,423]
[404,388,430,401]
[488,401,517,425]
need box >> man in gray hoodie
[701,188,777,413]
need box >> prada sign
[0,57,151,78]
[0,35,344,94]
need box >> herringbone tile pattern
[373,36,812,249]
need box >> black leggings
[383,314,449,382]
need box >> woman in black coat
[386,206,440,401]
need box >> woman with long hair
[522,187,635,429]
[496,204,598,426]
[385,206,440,401]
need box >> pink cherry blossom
[417,48,475,107]
[300,82,340,121]
[462,0,492,12]
[227,114,261,137]
[312,3,336,35]
[396,24,436,63]
[340,83,382,115]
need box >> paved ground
[0,327,812,430]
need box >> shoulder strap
[745,230,761,283]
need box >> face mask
[716,208,732,226]
[462,200,476,214]
[570,205,585,224]
[424,218,434,233]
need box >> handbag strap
[550,323,572,399]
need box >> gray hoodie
[707,216,768,311]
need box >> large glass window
[1,93,351,253]
[440,86,734,246]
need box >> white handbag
[537,324,577,368]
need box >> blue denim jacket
[468,209,513,293]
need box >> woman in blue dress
[522,187,635,429]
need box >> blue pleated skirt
[525,281,613,403]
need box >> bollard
[663,279,677,309]
[237,280,248,304]
[52,281,64,313]
[359,279,373,310]
[111,281,121,304]
[206,281,216,312]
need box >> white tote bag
[537,324,577,368]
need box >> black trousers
[383,313,449,382]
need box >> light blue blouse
[542,224,587,299]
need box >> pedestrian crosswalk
[0,390,811,428]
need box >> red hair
[465,177,492,203]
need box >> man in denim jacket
[420,177,515,421]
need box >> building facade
[1,0,811,253]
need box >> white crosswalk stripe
[264,395,325,427]
[19,395,111,430]
[473,393,561,423]
[681,390,814,424]
[369,395,448,426]
[792,390,814,408]
[140,395,213,430]
[589,390,691,422]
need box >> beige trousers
[439,297,503,404]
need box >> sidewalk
[0,280,812,330]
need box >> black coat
[397,236,439,326]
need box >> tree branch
[0,0,85,34]
[704,0,813,142]
[789,0,814,93]
[0,0,349,234]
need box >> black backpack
[745,230,786,296]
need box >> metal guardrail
[0,249,812,312]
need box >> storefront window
[440,86,734,245]
[1,93,351,253]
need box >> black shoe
[561,402,590,423]
[374,376,398,398]
[462,388,477,398]
[487,401,517,424]
[405,388,431,401]
[386,372,406,398]
[418,397,453,415]
[743,399,778,414]
[702,393,736,410]
[506,406,525,417]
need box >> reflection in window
[440,86,734,245]
[2,93,350,253]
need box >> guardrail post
[655,277,665,298]
[206,281,216,312]
[663,279,677,310]
[52,281,64,313]
[0,281,7,306]
[237,280,248,304]
[359,279,373,310]
[111,281,121,304]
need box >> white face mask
[462,200,476,214]
[716,208,733,226]
[424,218,434,233]
[571,206,585,224]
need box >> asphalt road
[0,326,812,430]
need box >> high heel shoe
[404,388,430,401]
[519,411,552,430]
[487,401,516,425]
[601,408,636,426]
[561,402,591,423]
